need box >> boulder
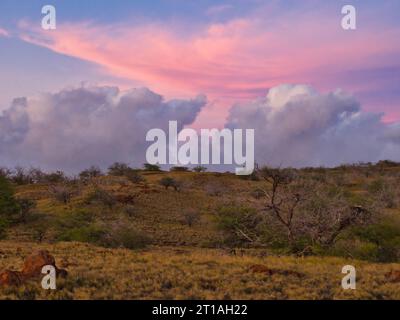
[385,270,400,283]
[22,250,68,279]
[249,264,273,275]
[22,250,56,278]
[0,270,24,287]
[249,264,304,277]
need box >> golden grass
[0,241,399,300]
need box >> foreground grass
[0,241,398,300]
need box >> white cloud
[0,86,206,171]
[225,84,400,167]
[1,83,399,172]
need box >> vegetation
[0,161,399,299]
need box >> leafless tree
[254,167,308,245]
[253,166,376,249]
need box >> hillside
[0,164,400,299]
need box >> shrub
[183,210,200,227]
[11,166,32,185]
[143,163,161,171]
[159,177,181,191]
[44,171,67,184]
[0,217,10,239]
[56,209,95,229]
[49,184,74,204]
[0,176,19,218]
[108,162,131,176]
[193,165,207,173]
[376,160,400,167]
[31,222,48,242]
[215,206,262,246]
[79,166,103,182]
[57,225,106,244]
[351,221,400,262]
[16,198,36,223]
[204,183,225,196]
[124,205,136,217]
[85,188,117,208]
[170,166,190,172]
[54,209,102,242]
[125,170,145,184]
[0,167,12,179]
[367,178,397,208]
[100,221,151,249]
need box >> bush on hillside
[159,177,181,191]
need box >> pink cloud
[0,27,9,37]
[16,9,400,126]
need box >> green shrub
[159,177,181,191]
[55,209,103,244]
[215,206,262,246]
[170,166,189,172]
[57,225,106,244]
[351,221,400,262]
[44,171,67,184]
[143,163,161,171]
[79,166,103,182]
[0,217,10,239]
[193,166,207,173]
[108,162,131,176]
[56,209,95,229]
[85,188,117,208]
[16,198,36,223]
[101,222,151,249]
[0,176,19,218]
[125,170,145,184]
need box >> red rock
[385,270,400,282]
[0,270,24,287]
[22,250,56,278]
[248,264,304,277]
[21,250,68,279]
[249,264,273,275]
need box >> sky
[0,0,400,170]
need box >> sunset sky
[0,0,400,170]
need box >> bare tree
[298,186,373,247]
[254,166,376,250]
[255,167,307,245]
[48,184,75,204]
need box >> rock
[0,250,68,287]
[0,270,24,287]
[249,264,273,275]
[385,270,400,282]
[22,250,56,278]
[249,264,304,278]
[21,250,68,279]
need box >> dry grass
[1,169,399,300]
[0,241,399,300]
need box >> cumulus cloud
[0,86,206,172]
[226,84,400,167]
[1,83,399,172]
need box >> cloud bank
[0,86,206,171]
[226,84,400,167]
[1,84,400,172]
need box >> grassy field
[0,241,399,300]
[0,165,400,299]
